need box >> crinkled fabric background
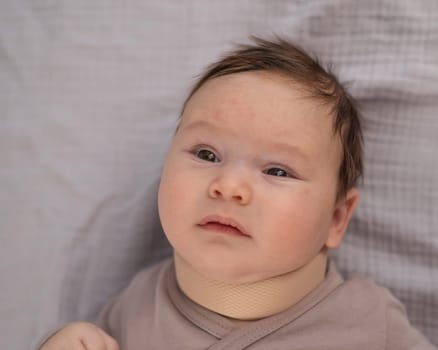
[0,1,437,348]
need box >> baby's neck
[174,252,327,322]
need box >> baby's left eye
[264,167,291,177]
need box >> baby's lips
[198,214,251,237]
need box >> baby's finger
[74,324,111,350]
[97,328,120,350]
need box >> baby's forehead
[187,71,326,109]
[182,73,340,140]
[200,70,306,93]
[186,71,338,127]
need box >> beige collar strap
[174,251,328,321]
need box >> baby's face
[159,71,356,284]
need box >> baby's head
[158,37,363,284]
[182,37,363,201]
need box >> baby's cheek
[269,212,319,254]
[159,174,192,226]
[158,178,179,225]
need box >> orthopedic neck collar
[174,251,327,321]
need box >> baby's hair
[181,36,363,200]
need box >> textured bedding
[1,1,437,348]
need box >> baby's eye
[264,167,291,177]
[196,149,220,163]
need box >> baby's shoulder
[336,271,405,313]
[332,272,436,349]
[116,257,174,303]
[327,269,420,340]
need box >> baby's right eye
[196,149,220,163]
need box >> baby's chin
[193,260,279,285]
[175,250,294,285]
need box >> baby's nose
[208,173,252,205]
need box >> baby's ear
[325,188,360,249]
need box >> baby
[38,37,435,349]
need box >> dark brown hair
[181,36,363,200]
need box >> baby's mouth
[198,215,250,237]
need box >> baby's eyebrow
[182,120,310,161]
[180,119,219,133]
[178,119,233,139]
[268,141,310,161]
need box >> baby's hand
[39,322,119,350]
